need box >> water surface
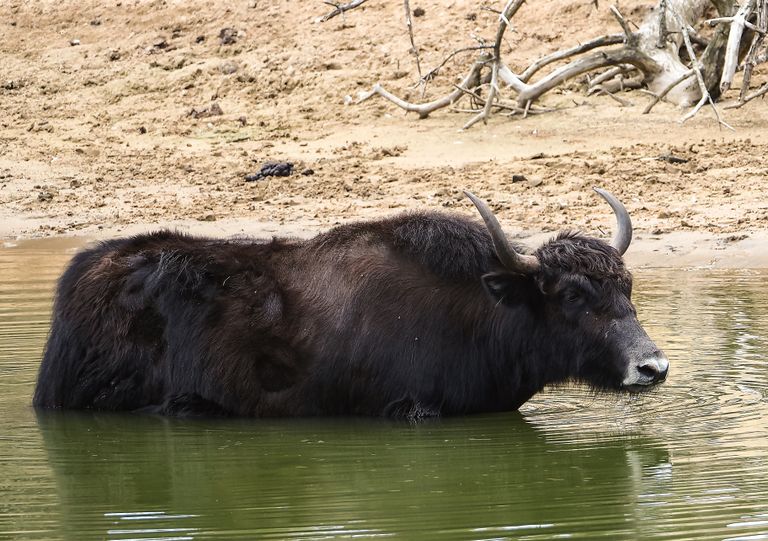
[1,240,767,540]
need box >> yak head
[465,188,668,393]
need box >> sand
[1,0,767,266]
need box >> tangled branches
[320,0,768,129]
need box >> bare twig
[403,0,423,87]
[321,0,369,22]
[725,81,768,107]
[669,7,733,129]
[643,69,695,113]
[595,88,633,105]
[461,0,526,128]
[519,33,625,82]
[357,59,485,118]
[420,45,493,83]
[610,5,634,41]
[588,65,635,88]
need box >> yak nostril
[638,363,659,379]
[638,355,669,382]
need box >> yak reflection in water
[35,410,671,540]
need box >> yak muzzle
[623,352,669,391]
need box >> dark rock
[195,35,205,44]
[413,7,425,16]
[245,162,294,182]
[511,174,527,182]
[219,27,238,45]
[189,102,224,119]
[301,168,315,176]
[138,126,147,134]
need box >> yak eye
[563,290,582,304]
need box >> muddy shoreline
[2,0,767,267]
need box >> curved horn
[593,187,632,256]
[464,190,540,274]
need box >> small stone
[220,61,238,74]
[90,19,101,26]
[219,27,238,45]
[413,7,425,16]
[198,214,217,222]
[527,177,543,188]
[195,35,205,44]
[511,174,527,182]
[108,49,121,61]
[301,168,315,176]
[70,39,80,46]
[189,102,224,118]
[138,126,147,134]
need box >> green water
[1,240,767,540]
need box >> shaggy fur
[33,211,662,418]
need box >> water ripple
[0,243,767,540]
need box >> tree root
[330,0,768,128]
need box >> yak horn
[593,187,632,256]
[464,190,541,274]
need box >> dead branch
[657,0,669,48]
[610,6,634,41]
[516,48,660,108]
[519,33,625,82]
[719,0,756,94]
[669,7,733,129]
[403,0,423,86]
[725,81,768,108]
[346,0,764,128]
[595,88,633,106]
[356,58,486,118]
[463,0,527,128]
[739,0,767,101]
[643,69,694,113]
[420,46,493,83]
[321,0,369,22]
[589,65,632,88]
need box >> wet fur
[34,211,640,418]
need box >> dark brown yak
[34,188,668,419]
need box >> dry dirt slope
[0,0,767,244]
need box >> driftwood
[323,0,768,128]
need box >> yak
[33,188,668,419]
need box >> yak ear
[481,272,539,306]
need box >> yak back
[35,212,536,417]
[283,211,539,416]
